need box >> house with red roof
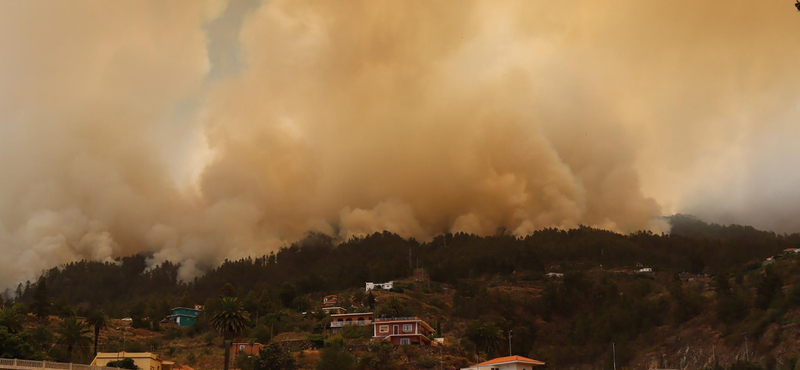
[461,355,545,370]
[372,317,434,346]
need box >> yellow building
[91,352,180,370]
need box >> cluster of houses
[763,248,800,266]
[145,281,547,370]
[322,290,547,369]
[546,263,653,278]
[319,294,437,346]
[365,281,394,291]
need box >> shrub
[307,334,325,349]
[252,325,271,344]
[146,338,162,351]
[235,352,255,370]
[316,344,354,370]
[163,327,183,340]
[324,335,344,348]
[340,325,368,339]
[417,355,437,369]
[254,342,297,370]
[106,358,138,370]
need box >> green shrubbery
[106,358,138,370]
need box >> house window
[357,317,365,325]
[239,345,245,351]
[403,324,413,332]
[379,325,389,333]
[400,338,410,345]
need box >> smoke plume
[1,0,799,287]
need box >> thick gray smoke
[1,0,799,287]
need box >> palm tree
[465,320,504,357]
[31,326,54,352]
[0,305,24,334]
[211,297,250,370]
[86,309,108,356]
[57,317,92,361]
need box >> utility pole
[612,342,617,370]
[508,330,513,356]
[712,345,717,367]
[743,333,749,361]
[439,345,443,370]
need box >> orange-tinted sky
[1,0,800,287]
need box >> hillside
[3,219,800,369]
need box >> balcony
[331,320,372,328]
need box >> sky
[1,0,800,287]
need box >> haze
[1,0,799,287]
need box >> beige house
[91,352,182,370]
[461,355,545,370]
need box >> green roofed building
[167,307,202,327]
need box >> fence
[0,358,116,370]
[330,320,373,328]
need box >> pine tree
[222,283,238,298]
[279,283,296,308]
[30,277,50,320]
[756,266,783,310]
[180,292,193,308]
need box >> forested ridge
[12,214,795,315]
[2,215,800,370]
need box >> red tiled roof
[476,355,545,366]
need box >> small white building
[545,272,564,278]
[366,281,394,291]
[461,355,545,370]
[637,267,653,273]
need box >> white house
[461,355,545,370]
[545,272,564,278]
[365,281,394,291]
[637,267,653,273]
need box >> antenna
[508,330,513,356]
[612,342,617,370]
